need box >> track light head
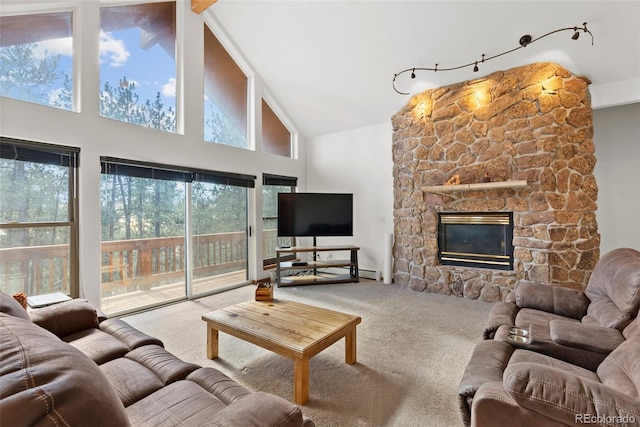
[411,68,416,79]
[519,34,532,47]
[473,62,479,72]
[572,30,580,40]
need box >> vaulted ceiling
[207,1,640,138]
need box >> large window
[99,2,177,132]
[204,23,248,148]
[100,158,253,315]
[0,11,73,110]
[0,138,79,298]
[262,99,292,157]
[262,174,296,266]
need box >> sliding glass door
[100,158,252,315]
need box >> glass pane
[262,100,292,157]
[100,174,186,315]
[99,2,176,132]
[204,24,248,148]
[262,185,293,263]
[192,182,247,293]
[0,159,70,223]
[0,227,71,296]
[0,11,73,110]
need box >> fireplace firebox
[438,212,514,271]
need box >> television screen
[277,193,353,237]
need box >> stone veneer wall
[391,62,599,302]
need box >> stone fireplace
[391,62,600,302]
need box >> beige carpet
[123,280,493,427]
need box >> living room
[1,1,640,426]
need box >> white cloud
[99,30,130,67]
[35,37,73,58]
[162,77,176,97]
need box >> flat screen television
[277,193,353,237]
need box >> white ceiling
[209,1,640,138]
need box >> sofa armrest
[550,319,625,354]
[29,299,99,337]
[504,362,640,425]
[515,282,589,319]
[201,392,305,427]
[483,302,518,339]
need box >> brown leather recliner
[483,247,640,370]
[469,331,640,427]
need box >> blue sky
[37,25,175,110]
[99,27,176,108]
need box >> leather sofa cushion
[100,318,164,349]
[0,291,30,320]
[126,344,200,385]
[29,299,99,337]
[514,307,580,338]
[126,381,304,427]
[0,313,129,427]
[597,337,640,399]
[584,247,640,330]
[509,349,600,381]
[187,367,253,405]
[64,327,131,364]
[101,357,165,407]
[550,319,625,354]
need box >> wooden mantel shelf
[423,180,528,193]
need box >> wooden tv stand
[275,245,359,287]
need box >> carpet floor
[122,279,493,427]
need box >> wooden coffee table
[202,299,361,404]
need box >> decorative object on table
[255,279,273,301]
[12,292,28,309]
[483,171,491,182]
[444,174,461,186]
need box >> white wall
[593,103,640,254]
[306,122,394,275]
[0,1,306,307]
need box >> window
[0,138,79,298]
[99,2,177,132]
[262,174,297,266]
[204,23,248,148]
[100,157,254,315]
[0,11,73,110]
[262,99,292,157]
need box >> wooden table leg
[294,357,310,405]
[345,326,357,364]
[206,323,219,359]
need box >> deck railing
[1,230,276,297]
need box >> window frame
[0,137,80,298]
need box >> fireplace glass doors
[438,212,514,271]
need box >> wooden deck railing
[1,230,274,297]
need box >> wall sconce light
[393,22,594,95]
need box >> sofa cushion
[100,357,165,407]
[126,380,227,425]
[584,247,640,330]
[0,291,30,320]
[29,298,99,337]
[126,344,200,385]
[515,282,589,319]
[597,336,640,399]
[550,319,625,354]
[64,327,131,364]
[100,317,164,349]
[0,313,129,427]
[187,367,253,405]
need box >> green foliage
[0,43,63,106]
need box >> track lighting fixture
[393,22,594,95]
